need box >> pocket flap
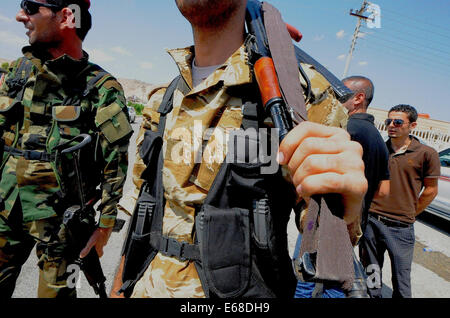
[95,102,123,126]
[52,106,81,122]
[95,102,133,144]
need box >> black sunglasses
[20,0,63,16]
[385,118,408,127]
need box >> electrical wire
[382,7,450,33]
[360,32,450,60]
[360,24,450,53]
[357,41,450,78]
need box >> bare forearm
[110,255,126,298]
[416,190,438,216]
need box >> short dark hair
[389,104,418,123]
[342,75,375,107]
[46,0,92,41]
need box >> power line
[382,7,450,33]
[358,41,450,77]
[359,38,450,71]
[361,24,450,52]
[380,13,450,41]
[361,30,450,59]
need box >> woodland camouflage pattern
[118,41,358,298]
[0,47,131,229]
[0,46,131,297]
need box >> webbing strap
[83,70,111,97]
[6,57,33,100]
[4,145,55,162]
[150,233,200,261]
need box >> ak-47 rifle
[246,0,368,297]
[55,134,108,298]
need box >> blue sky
[1,0,449,121]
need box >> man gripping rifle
[54,134,107,298]
[0,0,131,298]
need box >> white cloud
[0,14,13,23]
[86,48,115,63]
[111,46,133,57]
[0,31,27,46]
[313,34,325,42]
[357,32,366,38]
[358,61,368,66]
[140,61,154,70]
[336,30,346,39]
[337,54,346,61]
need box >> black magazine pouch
[121,131,162,296]
[121,187,157,297]
[196,204,251,298]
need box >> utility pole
[343,0,370,78]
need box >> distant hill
[118,78,156,104]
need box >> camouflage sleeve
[117,86,167,216]
[93,80,132,228]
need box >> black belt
[4,146,55,162]
[370,214,411,228]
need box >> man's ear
[410,121,418,130]
[354,92,365,105]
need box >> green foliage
[127,101,144,115]
[1,62,8,71]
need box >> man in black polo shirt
[342,76,390,232]
[361,105,440,298]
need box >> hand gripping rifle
[246,0,366,296]
[54,134,108,298]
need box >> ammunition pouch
[95,102,133,145]
[196,205,253,298]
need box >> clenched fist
[278,121,368,225]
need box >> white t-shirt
[191,58,221,88]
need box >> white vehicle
[127,106,136,123]
[426,148,450,221]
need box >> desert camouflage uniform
[118,41,355,298]
[0,47,131,298]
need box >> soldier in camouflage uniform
[111,0,367,298]
[0,0,132,298]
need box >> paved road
[13,117,450,298]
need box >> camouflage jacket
[0,46,132,228]
[119,41,356,298]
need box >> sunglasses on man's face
[385,118,408,127]
[20,0,63,16]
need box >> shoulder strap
[82,64,115,97]
[6,57,33,100]
[156,75,182,137]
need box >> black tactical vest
[120,76,298,298]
